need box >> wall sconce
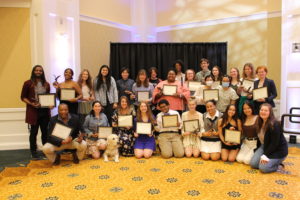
[292,43,300,53]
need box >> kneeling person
[156,99,184,158]
[43,104,87,165]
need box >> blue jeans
[250,145,286,173]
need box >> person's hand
[184,132,191,136]
[53,81,59,89]
[31,102,40,108]
[202,131,211,137]
[229,127,235,131]
[212,131,219,136]
[77,136,83,143]
[257,98,265,102]
[62,136,72,144]
[225,142,233,146]
[130,94,136,100]
[247,94,253,99]
[156,88,163,98]
[126,126,131,130]
[89,96,95,101]
[148,133,153,137]
[124,90,132,95]
[69,98,78,103]
[134,132,138,137]
[112,122,117,127]
[260,159,269,165]
[92,133,98,138]
[113,103,118,109]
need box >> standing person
[53,68,82,114]
[211,65,223,88]
[77,69,94,124]
[229,67,241,93]
[21,65,51,159]
[134,102,156,159]
[112,96,136,157]
[196,58,211,83]
[237,63,256,116]
[94,65,118,124]
[152,69,190,115]
[185,69,197,96]
[253,66,277,114]
[156,99,184,158]
[236,101,258,164]
[131,69,154,108]
[218,104,242,162]
[42,104,87,165]
[200,100,222,161]
[250,103,288,173]
[83,101,109,159]
[174,59,186,82]
[217,75,239,113]
[116,67,135,102]
[181,99,204,158]
[148,67,162,88]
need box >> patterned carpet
[0,147,300,200]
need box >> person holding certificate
[218,104,242,162]
[184,69,198,95]
[116,67,135,103]
[174,59,186,82]
[83,101,109,159]
[195,58,211,84]
[229,67,241,93]
[194,75,216,113]
[131,69,154,107]
[250,103,288,173]
[112,96,136,156]
[77,69,94,124]
[237,63,256,116]
[216,75,239,113]
[152,69,190,114]
[21,65,51,160]
[236,101,259,165]
[42,104,87,165]
[133,102,156,159]
[200,100,222,161]
[53,68,83,114]
[253,66,277,114]
[181,99,204,158]
[156,99,184,158]
[94,65,118,125]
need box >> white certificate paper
[137,91,150,102]
[242,79,254,90]
[60,88,76,101]
[136,122,152,134]
[188,81,202,92]
[162,115,179,128]
[51,123,72,140]
[225,129,241,144]
[253,87,268,100]
[38,94,56,107]
[162,85,177,96]
[118,115,133,127]
[203,89,219,102]
[98,127,113,138]
[183,120,200,133]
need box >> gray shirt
[196,70,211,83]
[94,77,118,106]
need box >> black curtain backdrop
[109,42,227,80]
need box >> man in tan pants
[156,100,184,158]
[43,104,87,165]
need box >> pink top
[152,80,190,111]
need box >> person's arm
[267,79,277,103]
[111,78,118,108]
[152,82,163,103]
[83,115,93,137]
[21,81,39,108]
[263,122,281,158]
[199,113,205,136]
[70,82,82,102]
[181,113,189,136]
[180,83,191,102]
[148,83,154,103]
[47,117,63,147]
[230,88,239,105]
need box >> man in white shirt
[156,99,184,158]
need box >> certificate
[118,115,133,127]
[225,129,241,144]
[137,91,150,102]
[242,79,254,90]
[162,85,177,96]
[203,89,219,102]
[60,88,76,101]
[162,115,178,128]
[183,119,200,133]
[51,123,72,140]
[253,87,268,100]
[38,94,56,107]
[97,127,113,138]
[188,81,202,92]
[136,122,152,134]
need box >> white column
[131,0,156,42]
[281,1,300,132]
[30,0,80,90]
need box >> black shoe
[72,152,79,164]
[31,151,40,160]
[53,154,61,166]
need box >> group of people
[21,58,288,173]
